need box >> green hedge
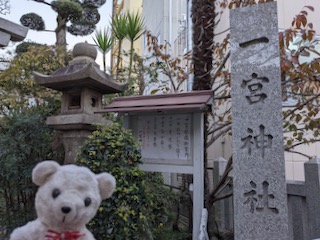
[77,123,188,240]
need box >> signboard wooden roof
[97,90,213,114]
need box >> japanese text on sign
[136,114,192,163]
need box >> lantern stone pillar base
[46,113,110,164]
[61,130,91,164]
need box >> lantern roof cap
[34,42,127,94]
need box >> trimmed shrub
[77,123,181,240]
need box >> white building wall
[278,0,320,32]
[142,0,190,93]
[142,0,188,54]
[142,0,166,45]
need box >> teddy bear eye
[52,188,61,199]
[84,197,91,207]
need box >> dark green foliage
[20,13,45,31]
[68,5,100,36]
[67,22,95,36]
[81,7,99,24]
[77,123,149,239]
[51,0,82,20]
[77,123,187,240]
[19,0,106,47]
[144,173,191,240]
[0,0,10,15]
[67,7,97,36]
[0,106,63,234]
[0,44,67,115]
[83,0,106,8]
[15,42,42,54]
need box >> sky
[2,0,113,67]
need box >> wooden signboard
[97,90,213,240]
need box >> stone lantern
[34,42,127,164]
[0,17,28,47]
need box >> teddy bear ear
[96,173,116,200]
[32,160,60,186]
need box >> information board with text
[131,113,193,165]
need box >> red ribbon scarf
[45,229,85,240]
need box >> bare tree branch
[213,95,231,100]
[212,191,233,203]
[212,81,229,94]
[211,51,230,84]
[285,149,313,159]
[207,125,231,148]
[283,93,320,120]
[208,121,231,135]
[285,138,320,151]
[285,91,320,97]
[207,156,233,208]
[31,0,52,7]
[215,28,230,37]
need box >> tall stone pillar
[230,3,289,239]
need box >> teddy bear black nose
[61,206,72,214]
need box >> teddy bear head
[32,161,116,232]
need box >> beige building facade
[111,0,143,73]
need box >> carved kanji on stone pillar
[230,2,289,240]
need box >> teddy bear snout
[61,206,72,214]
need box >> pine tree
[19,0,106,48]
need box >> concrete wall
[214,157,320,240]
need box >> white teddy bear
[10,160,116,240]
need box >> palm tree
[191,0,215,212]
[93,28,113,73]
[191,0,215,90]
[112,13,128,81]
[125,12,145,82]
